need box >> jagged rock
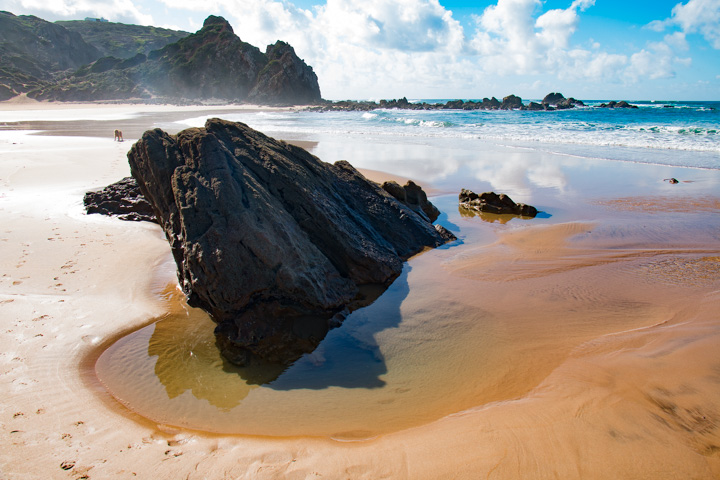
[541,92,583,109]
[500,94,523,110]
[21,14,319,104]
[527,101,546,111]
[381,180,440,222]
[145,15,267,100]
[84,177,157,223]
[542,92,566,105]
[128,118,455,366]
[247,40,321,105]
[459,189,537,217]
[598,100,638,109]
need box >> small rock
[459,189,538,217]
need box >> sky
[2,0,720,100]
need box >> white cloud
[648,0,720,48]
[6,0,154,24]
[4,0,705,98]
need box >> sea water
[169,100,720,170]
[96,100,720,438]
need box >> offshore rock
[500,94,523,110]
[459,189,538,217]
[128,119,455,366]
[83,177,157,223]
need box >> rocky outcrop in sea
[308,92,586,112]
[127,119,455,366]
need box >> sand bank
[1,104,719,479]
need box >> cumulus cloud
[648,0,720,48]
[5,0,154,24]
[5,0,702,97]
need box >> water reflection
[144,265,412,412]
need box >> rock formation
[247,41,321,105]
[128,119,455,366]
[381,180,440,222]
[598,100,638,109]
[541,92,585,109]
[84,177,157,223]
[500,94,523,110]
[5,12,321,104]
[459,189,538,217]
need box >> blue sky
[3,0,720,100]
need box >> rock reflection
[145,266,413,411]
[458,205,530,223]
[148,288,284,411]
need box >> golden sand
[1,103,719,479]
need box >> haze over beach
[1,0,720,479]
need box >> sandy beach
[1,103,719,479]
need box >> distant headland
[1,10,641,109]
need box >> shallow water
[95,171,720,437]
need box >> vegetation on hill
[0,12,322,104]
[56,20,189,59]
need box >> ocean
[173,100,720,171]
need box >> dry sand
[1,103,719,479]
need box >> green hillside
[56,20,189,59]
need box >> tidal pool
[93,192,716,439]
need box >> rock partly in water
[128,119,455,366]
[541,92,585,109]
[597,100,638,109]
[459,189,538,217]
[381,180,440,223]
[83,176,157,223]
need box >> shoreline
[1,105,719,478]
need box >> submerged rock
[459,189,538,217]
[128,119,455,366]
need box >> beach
[1,102,719,479]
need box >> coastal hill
[0,11,100,100]
[0,12,322,104]
[56,19,189,59]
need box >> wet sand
[1,103,719,478]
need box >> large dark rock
[83,176,157,223]
[128,118,455,366]
[459,189,537,217]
